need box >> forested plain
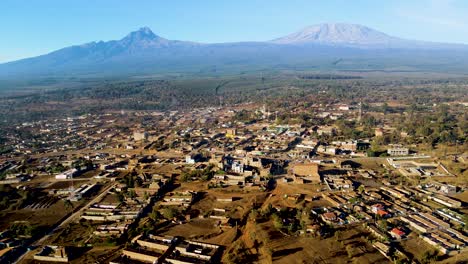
[0,73,466,148]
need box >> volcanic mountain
[1,24,467,78]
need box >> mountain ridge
[1,23,468,78]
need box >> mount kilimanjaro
[1,23,468,78]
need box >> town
[0,94,466,264]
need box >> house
[431,195,462,208]
[387,147,409,156]
[55,168,77,180]
[317,145,338,155]
[338,105,350,111]
[371,204,385,214]
[375,128,384,137]
[376,210,390,218]
[133,234,175,252]
[209,153,225,169]
[322,212,337,223]
[339,160,361,170]
[373,241,391,257]
[306,224,321,233]
[291,163,320,183]
[213,174,226,181]
[231,161,244,174]
[390,228,406,240]
[339,141,358,151]
[162,192,195,207]
[185,154,203,164]
[216,197,237,202]
[34,246,69,263]
[226,128,237,137]
[169,240,220,263]
[122,248,162,263]
[439,184,457,194]
[289,148,312,159]
[133,131,148,141]
[317,126,336,136]
[225,175,246,186]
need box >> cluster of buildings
[387,157,453,177]
[282,175,467,259]
[80,178,165,238]
[0,101,465,263]
[0,230,25,262]
[112,234,220,264]
[33,245,69,263]
[81,199,144,238]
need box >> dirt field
[351,157,388,172]
[158,218,222,239]
[70,246,121,264]
[46,180,90,189]
[189,185,269,219]
[46,221,96,246]
[203,227,239,246]
[139,163,185,176]
[0,199,70,230]
[439,251,468,264]
[237,218,389,264]
[400,234,440,262]
[100,193,120,204]
[398,234,468,264]
[261,182,332,210]
[451,191,468,204]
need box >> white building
[55,169,77,180]
[231,161,244,174]
[387,147,409,156]
[133,131,148,141]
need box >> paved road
[13,183,115,263]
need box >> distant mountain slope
[1,24,468,79]
[271,23,467,49]
[272,23,398,45]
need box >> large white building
[55,168,77,180]
[387,147,409,156]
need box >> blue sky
[1,0,468,63]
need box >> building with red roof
[376,209,390,218]
[390,227,406,240]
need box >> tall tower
[358,101,362,123]
[219,95,224,108]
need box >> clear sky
[1,0,468,63]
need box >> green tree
[63,199,74,212]
[358,185,365,194]
[272,213,283,229]
[161,207,179,219]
